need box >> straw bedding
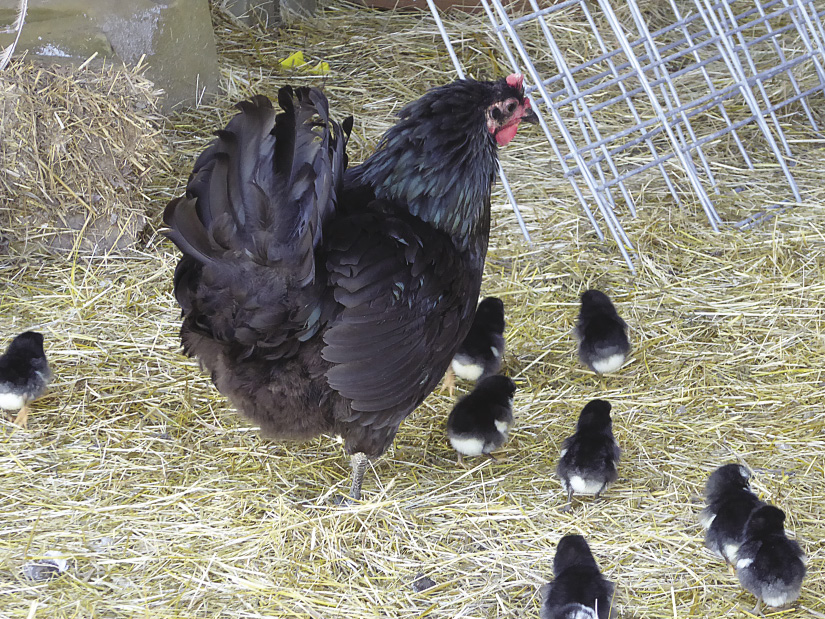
[0,58,166,254]
[1,1,824,617]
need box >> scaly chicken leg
[561,487,574,513]
[349,452,370,501]
[13,403,30,430]
[440,366,456,397]
[749,599,762,617]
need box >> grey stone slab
[223,0,279,26]
[0,0,219,110]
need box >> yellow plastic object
[279,52,330,76]
[279,51,307,70]
[308,61,330,76]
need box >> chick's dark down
[164,79,532,459]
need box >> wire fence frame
[427,0,825,272]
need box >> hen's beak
[521,107,539,124]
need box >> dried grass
[1,1,825,618]
[0,57,166,254]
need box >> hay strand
[0,56,165,254]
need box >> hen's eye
[506,101,517,114]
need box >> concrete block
[0,0,220,110]
[223,0,279,27]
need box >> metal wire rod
[424,0,825,270]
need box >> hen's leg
[13,404,30,429]
[349,452,369,500]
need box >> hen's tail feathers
[163,87,352,285]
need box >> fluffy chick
[557,399,620,511]
[699,464,764,569]
[574,290,630,374]
[540,534,616,619]
[736,505,806,613]
[552,605,598,619]
[446,374,515,466]
[0,331,51,429]
[443,297,505,396]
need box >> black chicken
[699,463,764,569]
[164,77,534,499]
[0,331,52,429]
[446,374,516,466]
[442,296,506,397]
[540,534,616,619]
[736,505,806,612]
[556,399,620,511]
[575,290,629,374]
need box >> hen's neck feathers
[346,81,499,251]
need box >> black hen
[699,464,763,568]
[443,296,505,396]
[736,505,806,612]
[540,535,616,619]
[575,290,630,374]
[556,399,621,511]
[164,78,534,499]
[0,331,51,429]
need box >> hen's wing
[323,208,474,426]
[163,87,351,357]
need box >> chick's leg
[349,452,370,501]
[749,599,763,617]
[13,404,30,429]
[440,366,456,398]
[561,487,573,513]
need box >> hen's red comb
[506,73,524,90]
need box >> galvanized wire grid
[427,0,825,271]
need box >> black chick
[442,297,505,397]
[556,399,620,511]
[0,331,51,429]
[446,375,515,466]
[736,505,806,613]
[699,463,764,569]
[540,534,616,619]
[575,290,630,374]
[550,605,598,619]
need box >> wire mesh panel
[428,0,825,271]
